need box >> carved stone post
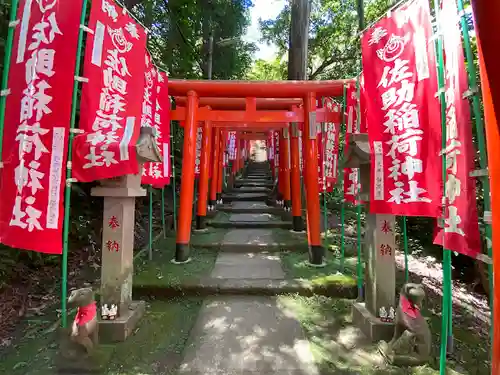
[346,134,397,342]
[92,127,162,342]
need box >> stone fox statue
[379,283,431,366]
[67,287,98,354]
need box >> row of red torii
[169,79,350,265]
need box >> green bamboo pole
[0,0,20,156]
[355,75,363,299]
[148,185,153,260]
[340,84,347,272]
[161,187,166,238]
[433,0,453,370]
[456,0,493,325]
[171,121,177,231]
[60,0,89,328]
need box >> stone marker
[345,133,397,342]
[90,127,162,343]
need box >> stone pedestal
[91,171,146,343]
[345,134,397,343]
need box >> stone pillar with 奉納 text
[345,134,397,342]
[90,127,162,343]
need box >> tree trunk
[287,0,311,80]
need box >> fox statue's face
[68,287,94,307]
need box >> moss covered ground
[134,234,219,287]
[278,294,483,375]
[0,298,203,375]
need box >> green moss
[0,306,114,375]
[281,251,359,281]
[278,294,480,375]
[310,274,356,288]
[211,211,231,222]
[191,227,227,246]
[134,235,218,286]
[0,299,203,375]
[0,321,57,374]
[272,228,308,248]
[106,298,203,375]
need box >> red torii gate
[169,79,350,265]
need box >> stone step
[217,205,283,215]
[234,182,274,188]
[208,221,293,229]
[189,243,309,253]
[230,187,271,193]
[133,278,357,299]
[237,178,272,183]
[246,175,271,180]
[221,193,269,202]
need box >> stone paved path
[178,174,319,375]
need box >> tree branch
[162,0,204,74]
[309,55,358,80]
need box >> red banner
[317,116,325,191]
[298,127,303,172]
[160,79,172,182]
[73,1,147,182]
[344,81,361,203]
[227,131,236,160]
[274,131,280,173]
[361,0,442,217]
[0,0,83,253]
[222,131,228,167]
[267,132,274,170]
[194,125,202,177]
[433,0,481,257]
[322,98,341,192]
[141,53,170,187]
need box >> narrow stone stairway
[177,161,319,375]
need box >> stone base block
[55,333,105,373]
[98,300,146,343]
[352,302,394,343]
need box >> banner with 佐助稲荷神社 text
[0,0,84,254]
[361,0,442,217]
[141,52,171,187]
[72,0,147,182]
[320,98,341,193]
[432,0,481,258]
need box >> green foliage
[132,0,256,79]
[246,57,287,80]
[259,0,393,79]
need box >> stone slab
[211,253,285,279]
[178,297,318,375]
[231,201,269,210]
[132,278,358,299]
[222,193,269,202]
[98,300,146,343]
[209,221,293,230]
[237,179,271,184]
[229,213,273,222]
[235,182,274,188]
[232,189,271,195]
[352,302,394,343]
[222,229,276,246]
